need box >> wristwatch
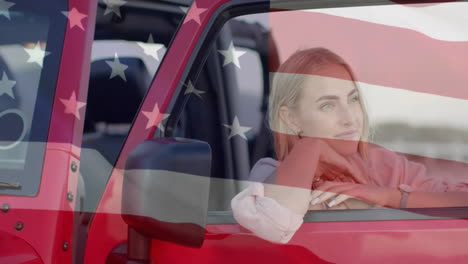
[398,184,413,208]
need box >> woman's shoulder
[249,157,279,183]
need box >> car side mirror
[120,137,211,263]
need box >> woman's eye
[320,103,334,111]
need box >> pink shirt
[231,145,468,244]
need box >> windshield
[0,0,67,196]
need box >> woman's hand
[310,181,401,208]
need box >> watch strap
[398,184,413,208]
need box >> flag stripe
[308,2,468,42]
[269,7,468,101]
[360,82,468,162]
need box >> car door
[0,0,97,263]
[82,0,197,263]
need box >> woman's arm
[263,183,313,216]
[231,145,320,244]
[231,138,363,243]
[263,138,321,215]
[265,137,363,214]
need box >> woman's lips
[334,129,358,139]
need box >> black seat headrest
[84,57,151,132]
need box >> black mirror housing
[122,137,212,248]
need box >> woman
[231,47,468,244]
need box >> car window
[82,39,166,164]
[177,2,468,217]
[0,0,67,196]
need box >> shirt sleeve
[230,158,304,244]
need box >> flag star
[105,53,128,81]
[60,91,86,120]
[223,116,252,140]
[0,0,15,20]
[103,0,127,18]
[62,7,87,30]
[183,1,207,25]
[0,71,16,99]
[156,113,170,132]
[137,34,164,61]
[218,42,246,69]
[184,80,205,100]
[179,6,189,14]
[24,41,51,68]
[142,103,167,130]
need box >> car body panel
[0,0,96,263]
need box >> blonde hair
[268,47,371,161]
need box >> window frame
[160,0,468,224]
[0,0,68,197]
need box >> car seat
[80,57,151,214]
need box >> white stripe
[361,82,468,162]
[362,82,468,130]
[305,2,468,42]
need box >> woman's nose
[339,105,355,126]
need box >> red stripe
[270,10,468,100]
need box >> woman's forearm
[263,139,322,215]
[264,183,312,216]
[275,139,321,189]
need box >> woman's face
[292,65,364,154]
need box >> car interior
[80,0,185,214]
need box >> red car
[2,0,468,263]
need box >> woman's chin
[324,138,359,156]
